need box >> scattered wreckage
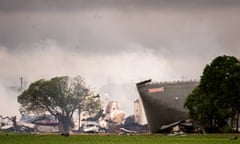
[0,116,36,133]
[0,115,58,133]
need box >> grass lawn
[0,133,240,144]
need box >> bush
[222,125,234,133]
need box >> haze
[0,0,240,117]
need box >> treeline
[185,55,240,133]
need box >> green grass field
[0,133,240,144]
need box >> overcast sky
[0,0,240,117]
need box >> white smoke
[0,4,239,116]
[0,38,226,116]
[0,42,175,116]
[0,81,20,117]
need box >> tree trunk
[58,115,72,134]
[231,108,234,128]
[209,118,213,132]
[236,111,239,133]
[78,105,81,131]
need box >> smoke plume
[0,0,240,116]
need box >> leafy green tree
[185,86,230,131]
[18,76,101,133]
[185,55,240,132]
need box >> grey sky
[0,0,240,116]
[1,0,240,12]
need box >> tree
[185,86,230,131]
[185,55,240,132]
[18,76,101,133]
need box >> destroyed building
[137,79,199,133]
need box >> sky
[0,0,240,117]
